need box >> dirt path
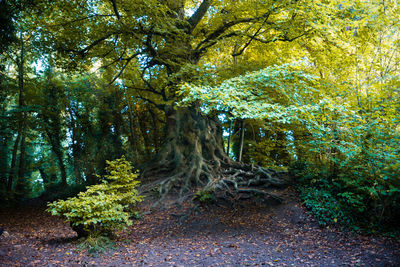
[1,188,399,266]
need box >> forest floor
[0,187,399,267]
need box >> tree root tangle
[140,153,291,208]
[138,106,292,208]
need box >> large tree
[36,0,331,199]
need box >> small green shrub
[298,186,351,226]
[193,189,215,204]
[47,157,143,238]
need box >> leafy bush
[47,157,143,238]
[298,186,352,226]
[193,189,215,204]
[291,155,400,232]
[288,101,400,235]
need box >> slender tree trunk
[53,140,67,185]
[227,120,233,156]
[43,130,67,186]
[58,150,67,185]
[330,118,339,179]
[270,131,289,165]
[73,155,83,184]
[84,164,97,185]
[7,133,21,191]
[123,88,139,161]
[38,167,50,190]
[0,139,8,187]
[112,90,124,155]
[68,107,84,183]
[16,33,27,193]
[45,128,67,185]
[149,108,161,153]
[136,108,152,158]
[237,120,245,162]
[128,109,138,157]
[127,109,138,156]
[0,100,9,187]
[10,31,26,193]
[15,132,26,195]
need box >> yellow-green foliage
[47,157,143,235]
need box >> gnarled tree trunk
[141,103,289,203]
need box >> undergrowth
[291,161,400,239]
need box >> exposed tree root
[140,148,290,207]
[138,105,291,207]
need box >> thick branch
[195,16,265,54]
[125,85,163,97]
[109,52,141,85]
[194,0,302,56]
[187,0,212,32]
[109,0,120,19]
[99,45,128,69]
[194,8,278,56]
[136,95,165,110]
[64,32,120,56]
[232,17,271,57]
[277,30,312,42]
[248,30,311,45]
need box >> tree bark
[57,149,68,185]
[67,106,84,183]
[237,120,245,162]
[140,104,287,201]
[227,120,233,156]
[127,107,139,159]
[0,139,8,188]
[136,107,153,159]
[38,168,50,189]
[7,132,20,191]
[84,164,97,185]
[9,31,26,193]
[149,108,162,154]
[16,32,27,196]
[15,132,26,195]
[0,92,9,188]
[45,127,67,185]
[123,87,139,161]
